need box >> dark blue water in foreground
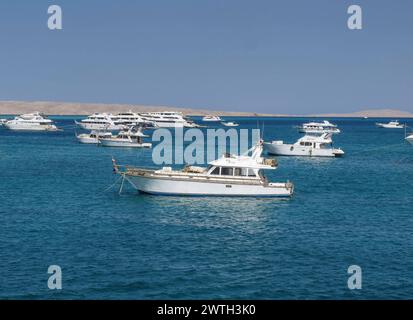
[0,117,412,299]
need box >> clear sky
[0,0,412,114]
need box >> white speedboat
[221,121,239,127]
[298,120,340,134]
[75,113,127,131]
[264,133,344,157]
[4,112,58,131]
[202,115,222,122]
[99,127,152,148]
[376,120,404,129]
[140,111,198,128]
[112,140,294,197]
[406,134,413,145]
[76,131,112,144]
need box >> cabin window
[234,168,242,176]
[221,167,233,176]
[247,169,256,177]
[210,167,220,175]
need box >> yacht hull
[75,121,125,131]
[99,139,151,148]
[125,175,293,197]
[77,136,99,144]
[376,124,404,129]
[406,135,413,144]
[264,143,343,157]
[4,123,58,131]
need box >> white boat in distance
[264,133,344,157]
[202,115,222,122]
[75,113,128,131]
[76,131,112,144]
[140,111,198,128]
[112,140,294,197]
[298,120,340,134]
[221,121,239,127]
[4,112,58,131]
[376,120,404,129]
[99,127,152,148]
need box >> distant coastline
[0,100,412,118]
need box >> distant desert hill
[0,101,412,118]
[0,101,275,117]
[311,109,413,118]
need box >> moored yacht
[4,112,58,131]
[376,120,404,129]
[76,130,112,144]
[75,113,127,131]
[99,127,151,148]
[298,120,340,134]
[112,140,294,197]
[264,133,344,157]
[110,110,157,128]
[202,115,222,122]
[140,111,198,128]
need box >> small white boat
[99,127,151,148]
[376,120,404,129]
[297,120,340,134]
[4,112,58,131]
[264,133,344,157]
[221,121,239,127]
[76,131,112,144]
[202,115,222,122]
[112,140,293,197]
[406,134,413,145]
[0,118,8,126]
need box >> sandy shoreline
[0,101,412,118]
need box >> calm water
[0,117,412,299]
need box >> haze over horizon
[0,0,412,114]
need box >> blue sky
[0,0,412,114]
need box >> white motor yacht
[76,131,112,144]
[4,112,58,131]
[99,127,152,148]
[221,121,239,127]
[112,140,294,197]
[376,120,404,129]
[75,113,127,131]
[298,120,340,134]
[139,111,198,128]
[202,115,222,122]
[264,133,344,157]
[110,110,157,128]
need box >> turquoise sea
[0,117,412,299]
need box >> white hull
[126,175,292,197]
[77,136,99,144]
[75,122,126,131]
[5,123,58,131]
[298,128,340,134]
[264,142,343,157]
[376,124,404,129]
[99,139,151,148]
[406,135,413,144]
